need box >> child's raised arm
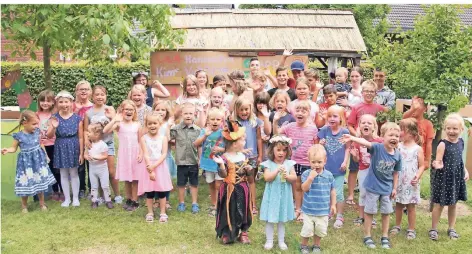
[272,112,284,135]
[103,114,121,134]
[151,80,170,98]
[213,156,227,178]
[432,142,445,169]
[46,116,58,138]
[1,139,19,155]
[340,134,372,149]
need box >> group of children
[2,61,469,251]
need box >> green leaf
[102,34,111,44]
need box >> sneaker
[72,200,80,207]
[114,195,123,204]
[97,197,105,206]
[105,201,114,209]
[61,200,71,207]
[191,203,200,214]
[126,201,139,211]
[312,245,321,253]
[380,237,391,249]
[177,203,186,212]
[264,241,274,250]
[91,202,99,209]
[300,245,310,254]
[278,242,288,251]
[123,199,132,210]
[79,190,85,199]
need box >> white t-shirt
[88,140,108,171]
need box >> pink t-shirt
[348,102,384,128]
[354,137,383,170]
[280,122,318,166]
[37,111,56,146]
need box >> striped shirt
[301,169,335,216]
[279,123,318,166]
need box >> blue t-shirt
[301,169,335,216]
[317,126,350,176]
[364,143,402,196]
[239,118,263,158]
[199,129,225,172]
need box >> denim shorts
[295,164,311,177]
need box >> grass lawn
[2,121,472,253]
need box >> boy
[334,67,352,105]
[315,85,337,127]
[193,107,225,216]
[300,144,336,253]
[170,103,202,213]
[341,122,402,249]
[268,67,297,101]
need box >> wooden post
[341,58,348,67]
[353,57,361,67]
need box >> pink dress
[138,134,172,195]
[116,122,143,181]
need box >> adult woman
[132,73,170,107]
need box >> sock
[277,222,286,243]
[265,223,274,244]
[60,168,71,202]
[70,168,80,202]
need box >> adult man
[247,58,277,91]
[373,68,396,110]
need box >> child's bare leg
[295,177,302,213]
[447,204,457,229]
[301,237,309,246]
[159,197,166,215]
[248,176,256,209]
[178,187,185,203]
[146,197,154,215]
[131,180,138,201]
[313,235,321,246]
[381,214,390,238]
[190,185,198,204]
[107,155,120,196]
[395,203,404,227]
[347,170,358,201]
[364,213,373,237]
[21,196,28,209]
[407,204,416,230]
[37,193,45,207]
[431,203,443,229]
[359,206,365,220]
[125,182,132,200]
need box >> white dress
[396,143,421,204]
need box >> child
[315,85,337,127]
[2,110,56,213]
[268,66,297,101]
[232,97,264,214]
[129,84,152,126]
[200,87,230,128]
[170,103,201,213]
[254,91,272,163]
[47,91,84,207]
[300,144,336,253]
[389,118,425,239]
[84,123,114,209]
[132,73,170,107]
[303,68,323,104]
[334,67,352,106]
[84,85,122,204]
[430,113,469,241]
[259,135,297,250]
[274,100,318,223]
[350,114,382,226]
[212,120,254,244]
[36,90,62,201]
[341,122,402,249]
[288,77,320,124]
[317,105,350,228]
[103,100,143,211]
[196,70,210,98]
[193,107,225,216]
[140,113,172,223]
[174,75,208,123]
[269,90,295,136]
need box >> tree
[372,5,472,143]
[1,4,185,88]
[239,4,390,53]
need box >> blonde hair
[119,99,138,122]
[308,144,327,160]
[232,97,257,127]
[357,114,379,138]
[443,113,466,131]
[207,107,225,119]
[182,75,199,97]
[128,84,147,102]
[37,90,55,113]
[336,67,348,78]
[75,80,92,101]
[327,105,346,127]
[295,100,311,111]
[233,79,250,96]
[361,80,377,91]
[295,77,310,89]
[252,71,267,83]
[269,90,290,111]
[144,113,163,127]
[400,118,423,146]
[152,100,172,121]
[380,122,401,137]
[304,68,320,80]
[19,110,38,126]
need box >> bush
[1,61,150,107]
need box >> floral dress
[396,143,421,204]
[13,128,56,196]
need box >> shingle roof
[385,5,472,32]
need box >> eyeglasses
[78,88,90,92]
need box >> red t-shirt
[287,78,296,90]
[348,102,384,128]
[417,118,435,160]
[354,137,383,170]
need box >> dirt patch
[416,199,472,218]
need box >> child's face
[309,153,326,173]
[350,71,362,85]
[131,92,144,107]
[295,84,309,100]
[57,97,72,112]
[237,104,251,120]
[274,97,287,112]
[24,117,39,133]
[213,81,227,93]
[335,72,347,84]
[251,79,265,93]
[93,89,107,106]
[445,119,462,141]
[374,71,386,87]
[154,105,168,120]
[181,106,196,125]
[327,112,341,127]
[87,125,101,142]
[362,86,376,103]
[273,144,288,162]
[256,103,267,113]
[186,80,198,96]
[383,129,400,150]
[324,92,337,105]
[196,72,207,88]
[359,118,375,137]
[292,70,304,80]
[294,107,309,124]
[135,76,147,85]
[76,84,91,101]
[233,134,247,150]
[249,60,260,74]
[307,77,318,91]
[276,70,288,86]
[210,91,224,107]
[208,115,223,131]
[39,99,54,112]
[146,119,160,135]
[121,104,136,121]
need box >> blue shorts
[348,154,359,172]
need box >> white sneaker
[264,241,274,250]
[72,200,80,207]
[114,195,123,204]
[279,242,288,251]
[61,200,71,207]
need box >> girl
[317,105,350,228]
[132,73,170,107]
[47,91,84,207]
[227,70,253,111]
[174,75,208,122]
[2,110,56,213]
[199,87,230,128]
[128,84,152,127]
[36,90,62,201]
[390,118,425,239]
[211,75,227,92]
[348,66,363,106]
[84,85,122,203]
[232,97,264,214]
[254,91,272,163]
[84,123,114,209]
[304,68,324,104]
[274,100,318,223]
[212,120,253,244]
[73,80,93,199]
[104,100,144,211]
[139,113,172,223]
[430,113,469,241]
[269,90,295,137]
[196,70,210,98]
[259,135,297,250]
[288,77,320,125]
[350,114,382,226]
[250,71,269,94]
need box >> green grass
[2,120,472,253]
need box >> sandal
[345,199,356,205]
[363,237,376,249]
[389,226,401,235]
[447,229,459,240]
[406,229,416,240]
[208,207,217,217]
[159,214,168,223]
[333,217,345,229]
[145,213,154,223]
[429,229,438,241]
[21,208,28,214]
[40,204,48,211]
[380,237,391,249]
[165,202,172,211]
[353,217,364,226]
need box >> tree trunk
[432,104,448,158]
[43,40,52,89]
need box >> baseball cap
[290,61,305,71]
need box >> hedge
[1,61,377,107]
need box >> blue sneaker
[191,203,200,214]
[177,203,186,212]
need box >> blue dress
[13,128,56,196]
[259,159,296,223]
[53,113,81,169]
